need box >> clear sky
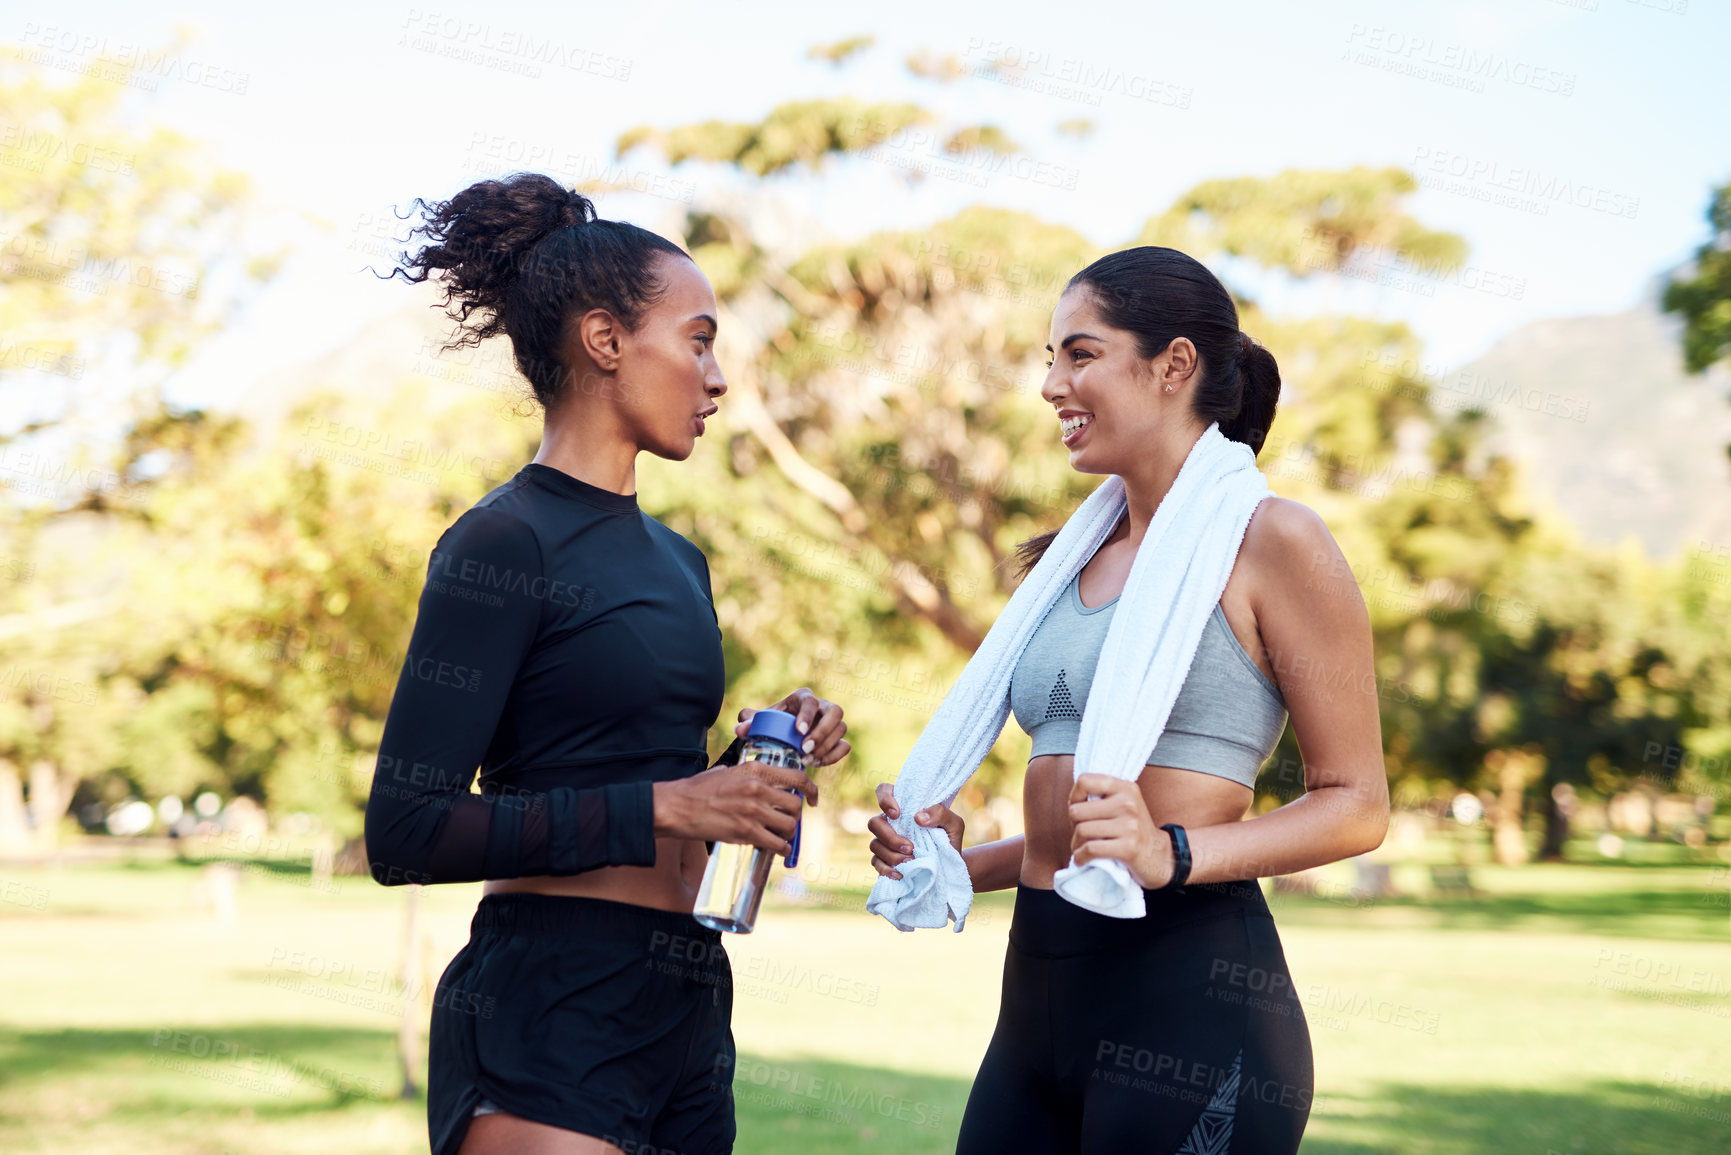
[13,0,1729,411]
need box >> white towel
[865,423,1272,931]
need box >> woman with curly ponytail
[365,172,853,1155]
[866,247,1387,1153]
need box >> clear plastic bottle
[692,708,808,933]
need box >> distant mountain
[1449,285,1731,562]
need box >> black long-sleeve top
[364,462,744,887]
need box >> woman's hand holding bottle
[654,688,847,854]
[732,687,850,766]
[653,761,816,855]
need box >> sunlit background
[3,1,1730,1152]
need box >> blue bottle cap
[745,708,804,752]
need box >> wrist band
[1158,823,1191,891]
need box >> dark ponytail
[1229,330,1280,456]
[1010,246,1281,581]
[385,171,688,408]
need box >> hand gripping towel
[864,423,1272,930]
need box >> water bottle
[692,708,808,934]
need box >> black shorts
[428,892,736,1155]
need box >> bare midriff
[1017,534,1272,889]
[1019,756,1253,888]
[482,838,709,912]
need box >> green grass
[0,842,1727,1153]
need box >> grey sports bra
[1009,570,1288,789]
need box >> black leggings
[956,881,1313,1155]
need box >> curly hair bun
[385,172,686,409]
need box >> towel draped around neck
[865,423,1273,930]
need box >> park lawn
[0,845,1726,1154]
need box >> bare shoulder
[1241,497,1361,613]
[1242,497,1335,566]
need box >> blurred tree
[0,40,282,455]
[905,51,968,82]
[0,43,278,845]
[1660,175,1731,458]
[620,102,1721,846]
[621,102,1531,812]
[99,381,535,841]
[1660,176,1731,377]
[617,100,936,179]
[807,36,875,67]
[12,53,1714,872]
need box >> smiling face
[1041,285,1200,474]
[568,252,727,461]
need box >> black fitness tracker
[1158,823,1191,890]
